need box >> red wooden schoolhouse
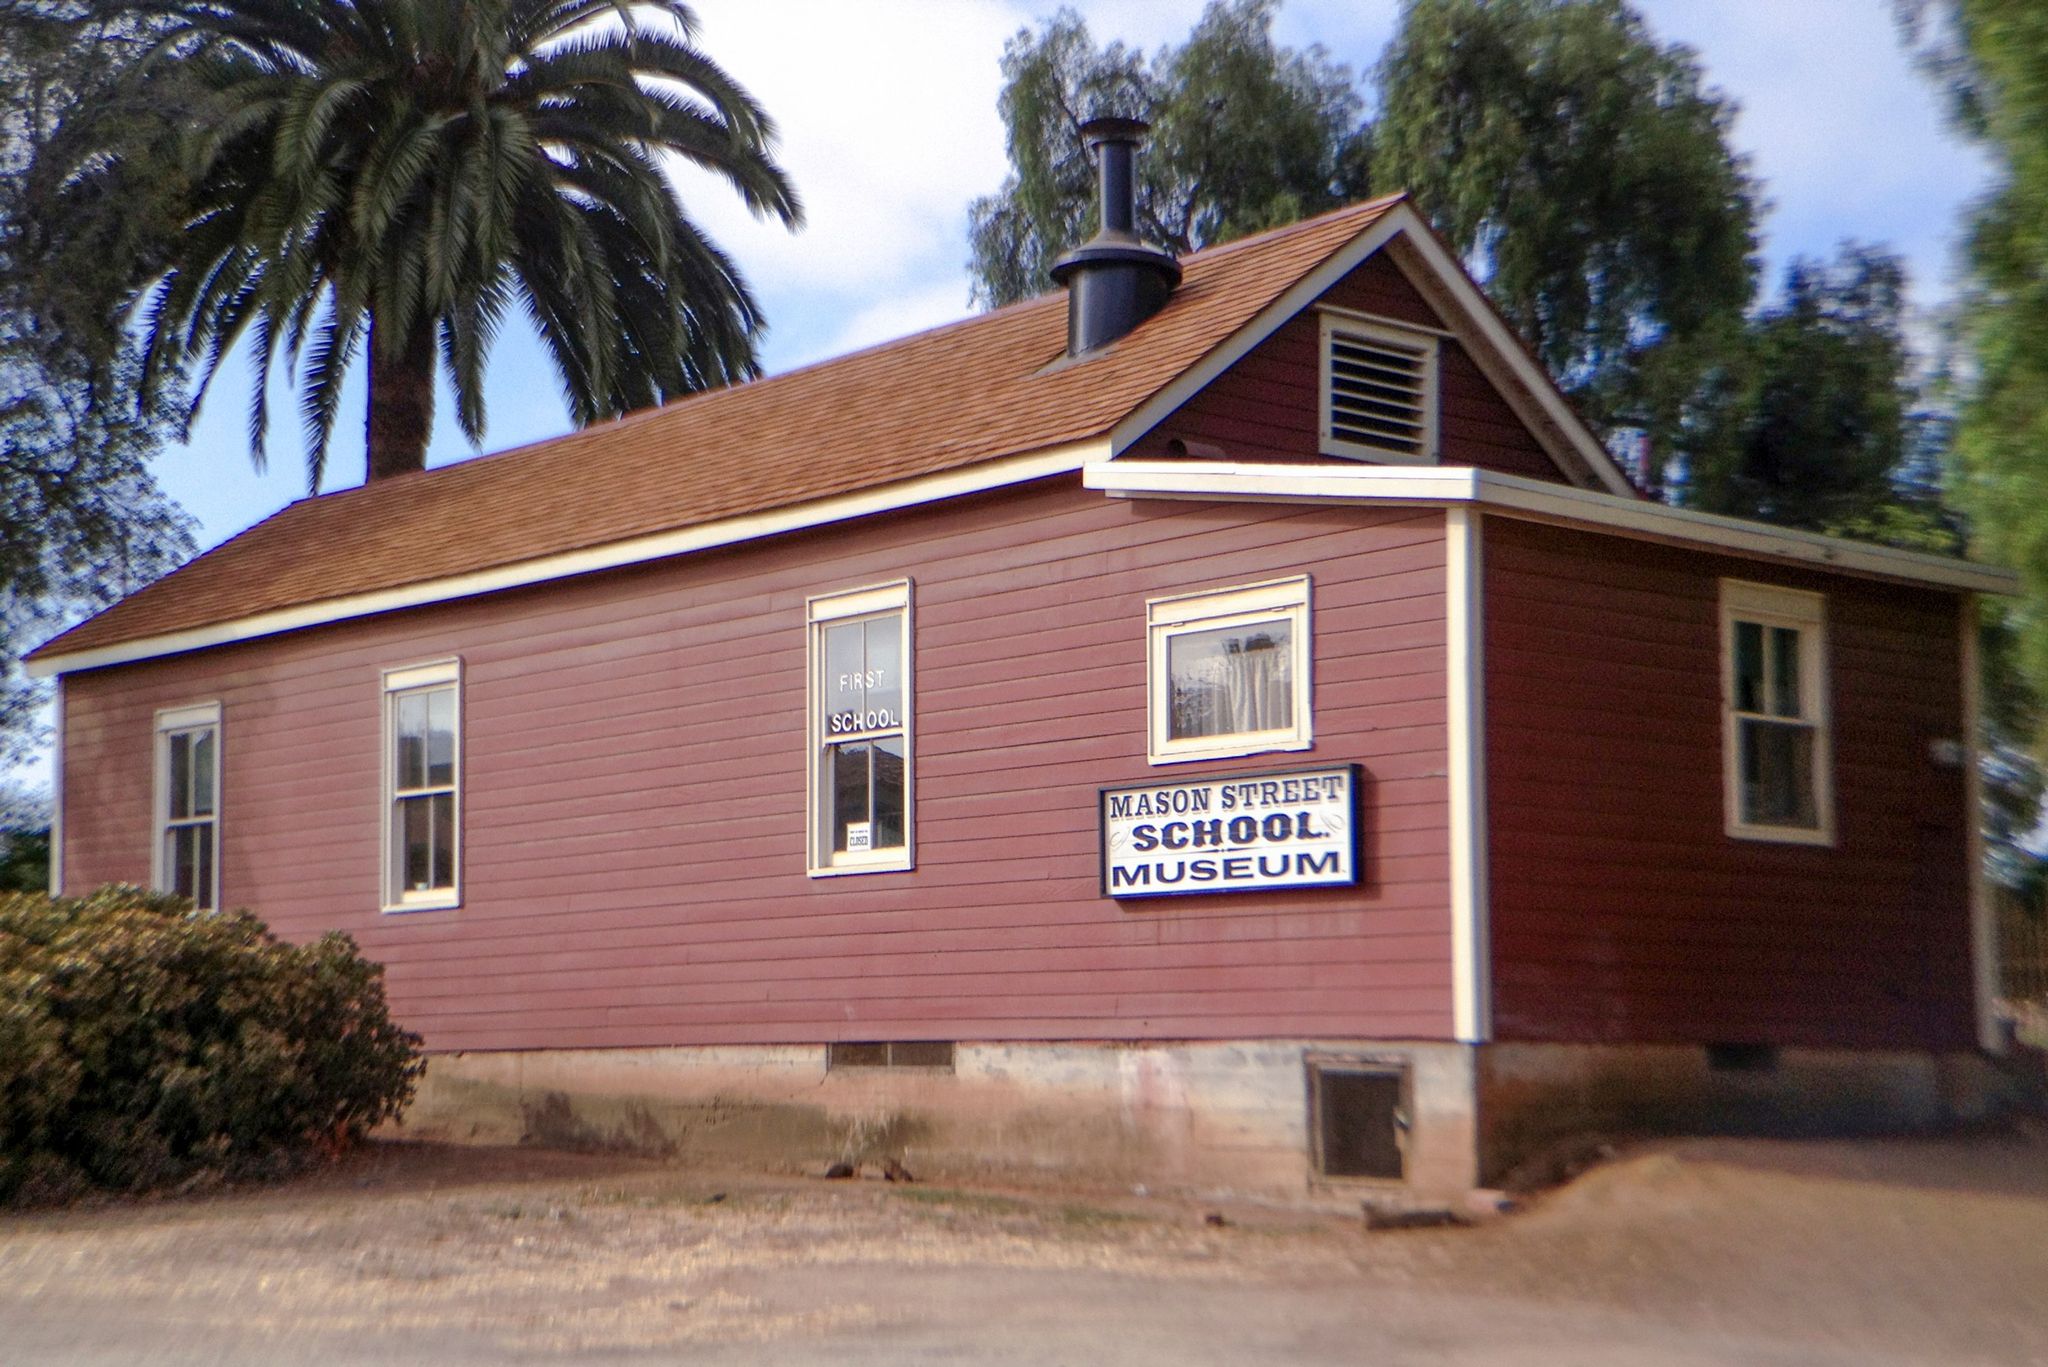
[31,123,2013,1200]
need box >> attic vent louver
[1319,313,1440,464]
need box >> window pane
[1733,620,1764,714]
[168,732,192,821]
[831,741,871,854]
[1740,718,1817,828]
[194,821,214,911]
[823,621,866,734]
[863,615,902,729]
[166,826,191,901]
[1769,626,1802,719]
[395,692,429,790]
[191,729,216,817]
[425,687,456,788]
[400,796,432,891]
[431,792,456,889]
[1167,619,1294,740]
[872,736,906,850]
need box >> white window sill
[1726,822,1834,847]
[808,855,914,879]
[383,891,462,914]
[1149,736,1313,767]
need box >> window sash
[1721,583,1830,843]
[154,707,220,911]
[808,584,913,875]
[1148,577,1312,764]
[382,664,461,910]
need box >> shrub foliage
[0,886,422,1204]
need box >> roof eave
[27,439,1113,679]
[1083,460,2018,596]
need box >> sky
[10,0,1993,793]
[143,0,1992,548]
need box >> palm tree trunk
[365,317,436,481]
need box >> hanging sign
[1100,764,1359,899]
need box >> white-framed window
[1319,308,1440,464]
[1148,575,1313,764]
[153,702,221,910]
[1720,581,1833,845]
[808,581,913,876]
[381,659,461,911]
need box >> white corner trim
[28,441,1111,679]
[1446,507,1492,1044]
[1962,598,2002,1054]
[47,681,63,898]
[1083,461,2020,595]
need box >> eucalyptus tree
[87,0,801,484]
[968,0,1371,308]
[1376,0,1759,492]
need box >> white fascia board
[1106,201,1638,498]
[1084,461,2020,595]
[29,441,1110,679]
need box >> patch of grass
[1053,1203,1147,1230]
[890,1187,1033,1217]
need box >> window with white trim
[382,659,461,910]
[1720,581,1832,844]
[1148,576,1312,764]
[154,702,221,910]
[809,581,912,875]
[1319,310,1439,464]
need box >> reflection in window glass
[1166,619,1294,741]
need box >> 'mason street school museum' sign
[1099,765,1360,899]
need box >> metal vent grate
[1327,327,1431,457]
[1308,1058,1407,1180]
[827,1041,955,1070]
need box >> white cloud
[823,279,981,362]
[150,0,1992,554]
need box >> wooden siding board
[62,481,1455,1049]
[1483,518,1974,1050]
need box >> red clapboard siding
[1124,253,1571,483]
[61,479,1455,1049]
[1483,518,1974,1051]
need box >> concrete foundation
[397,1037,2000,1203]
[1476,1042,2001,1185]
[397,1039,1481,1207]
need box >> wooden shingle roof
[38,196,1413,664]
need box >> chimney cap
[1076,115,1151,148]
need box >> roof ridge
[294,196,1414,512]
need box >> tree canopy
[967,0,1370,308]
[1900,1,2048,691]
[1,4,196,766]
[1376,0,1759,492]
[1679,244,1929,533]
[56,0,803,485]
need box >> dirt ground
[1,1129,2044,1366]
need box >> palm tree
[112,0,800,484]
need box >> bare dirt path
[2,1131,2044,1365]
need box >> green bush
[0,885,423,1205]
